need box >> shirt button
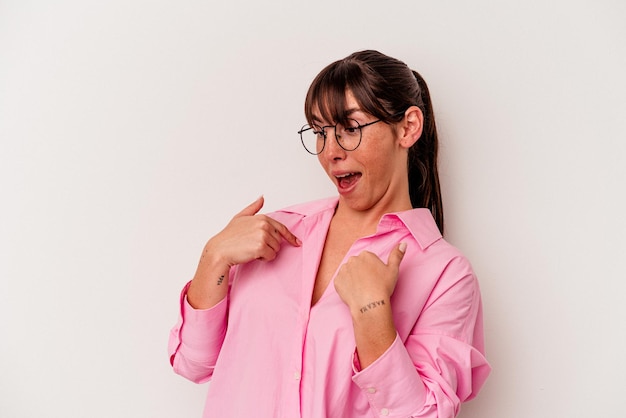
[293,371,301,380]
[367,387,376,394]
[380,408,390,416]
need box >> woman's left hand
[334,242,407,316]
[334,242,407,368]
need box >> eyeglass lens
[299,119,362,155]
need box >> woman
[168,50,490,417]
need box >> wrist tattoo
[360,300,385,314]
[216,275,225,286]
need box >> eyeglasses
[297,112,405,155]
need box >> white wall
[1,1,624,417]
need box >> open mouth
[335,172,362,190]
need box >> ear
[397,106,423,149]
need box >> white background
[1,1,625,417]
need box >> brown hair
[304,50,444,234]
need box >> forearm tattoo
[216,275,225,286]
[360,300,385,314]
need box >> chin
[338,195,373,212]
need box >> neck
[333,193,413,236]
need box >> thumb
[387,242,407,269]
[235,196,264,218]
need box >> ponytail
[409,70,444,235]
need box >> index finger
[267,218,302,247]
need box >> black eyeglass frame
[297,111,407,155]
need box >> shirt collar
[279,197,442,251]
[379,210,442,251]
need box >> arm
[168,196,301,382]
[336,249,490,417]
[168,281,230,383]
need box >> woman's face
[314,90,414,214]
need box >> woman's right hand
[187,196,301,309]
[205,196,301,266]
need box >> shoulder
[391,209,475,279]
[276,196,338,216]
[265,196,338,225]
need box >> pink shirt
[168,197,490,418]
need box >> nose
[321,128,346,160]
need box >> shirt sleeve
[351,256,491,418]
[168,281,229,384]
